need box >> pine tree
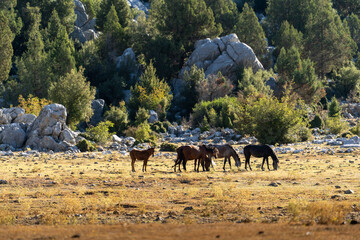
[16,4,49,98]
[275,47,301,83]
[96,0,131,31]
[332,0,360,18]
[204,0,239,35]
[150,0,222,49]
[273,21,304,56]
[235,3,267,57]
[0,12,13,82]
[98,4,127,59]
[304,0,356,76]
[346,14,360,49]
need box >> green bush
[325,117,349,135]
[310,114,325,129]
[124,122,157,143]
[104,101,128,134]
[328,96,341,118]
[160,143,177,152]
[84,120,114,144]
[350,123,360,136]
[151,121,167,133]
[76,139,96,152]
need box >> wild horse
[130,147,155,172]
[174,145,219,172]
[243,145,279,171]
[211,144,241,171]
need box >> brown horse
[174,145,219,172]
[130,147,155,172]
[211,144,241,171]
[243,145,279,171]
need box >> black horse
[243,145,279,171]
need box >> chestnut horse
[130,147,155,172]
[211,144,241,171]
[243,145,279,171]
[174,145,218,172]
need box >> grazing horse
[211,144,241,171]
[130,147,155,172]
[243,145,279,171]
[174,145,218,172]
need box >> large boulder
[179,33,264,81]
[0,123,26,148]
[127,0,149,14]
[25,104,77,151]
[0,107,25,124]
[71,0,99,43]
[74,0,88,27]
[89,99,105,126]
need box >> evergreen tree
[332,0,360,18]
[0,0,22,39]
[0,12,13,82]
[96,0,131,31]
[16,4,49,98]
[333,62,360,99]
[235,3,267,57]
[328,96,341,118]
[48,67,96,126]
[305,0,356,76]
[346,14,360,49]
[273,21,304,56]
[204,0,239,35]
[45,10,75,83]
[150,0,222,49]
[264,0,316,40]
[129,61,173,119]
[98,4,127,59]
[275,47,301,83]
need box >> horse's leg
[194,159,197,172]
[223,157,226,171]
[248,156,252,171]
[197,159,200,172]
[183,159,187,171]
[131,156,136,172]
[229,157,232,169]
[142,160,146,172]
[266,157,270,171]
[262,157,265,171]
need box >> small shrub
[328,96,341,118]
[350,123,360,136]
[76,139,96,152]
[151,121,167,133]
[160,143,177,152]
[84,121,114,144]
[310,114,324,129]
[124,122,156,143]
[103,101,129,135]
[325,117,349,135]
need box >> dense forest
[1,0,360,145]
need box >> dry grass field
[0,143,360,239]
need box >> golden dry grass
[0,144,359,227]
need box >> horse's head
[273,156,279,170]
[206,145,219,158]
[234,153,241,167]
[149,147,155,157]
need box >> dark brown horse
[174,145,219,172]
[243,145,279,171]
[211,144,241,171]
[130,147,155,172]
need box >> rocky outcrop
[0,123,26,148]
[25,104,77,152]
[89,99,105,126]
[127,0,150,14]
[179,34,264,81]
[71,0,99,43]
[148,110,158,123]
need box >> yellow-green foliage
[129,61,173,119]
[85,120,114,144]
[17,94,52,116]
[325,117,349,135]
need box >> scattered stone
[335,186,341,189]
[268,182,278,187]
[0,180,8,184]
[344,189,354,194]
[184,206,193,211]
